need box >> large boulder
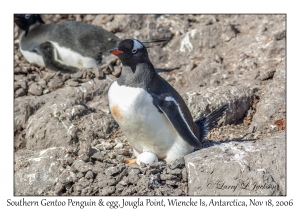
[14,147,69,195]
[15,78,119,151]
[183,85,254,125]
[185,132,286,195]
[250,59,286,132]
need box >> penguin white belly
[50,42,97,68]
[19,42,96,69]
[20,48,45,66]
[108,81,193,163]
[18,31,45,67]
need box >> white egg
[136,152,158,165]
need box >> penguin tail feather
[195,104,228,141]
[142,38,171,48]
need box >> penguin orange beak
[110,48,124,55]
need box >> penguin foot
[125,159,137,165]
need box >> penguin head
[14,14,45,36]
[110,39,150,66]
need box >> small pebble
[85,171,94,179]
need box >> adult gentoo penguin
[108,39,227,164]
[14,14,167,74]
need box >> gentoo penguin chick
[14,14,168,74]
[14,14,120,74]
[108,39,227,164]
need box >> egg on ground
[136,152,158,165]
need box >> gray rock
[107,152,116,159]
[170,158,185,169]
[118,176,129,186]
[62,73,71,82]
[48,76,64,89]
[185,132,286,195]
[65,79,79,87]
[78,177,90,188]
[58,169,77,184]
[120,187,136,196]
[78,140,92,156]
[77,172,84,179]
[92,162,105,174]
[43,89,51,94]
[15,88,26,97]
[250,60,286,132]
[14,78,110,132]
[115,149,130,156]
[24,98,84,150]
[72,71,84,79]
[98,177,117,189]
[147,169,160,175]
[184,85,254,125]
[105,164,126,176]
[181,167,188,182]
[14,66,22,73]
[73,184,82,193]
[112,66,122,77]
[22,85,117,151]
[29,73,40,82]
[21,64,31,73]
[14,82,21,91]
[128,167,141,175]
[93,66,104,79]
[170,168,182,175]
[128,174,140,185]
[37,78,47,86]
[14,80,28,90]
[83,14,96,22]
[166,180,177,186]
[149,174,162,187]
[42,71,56,82]
[97,142,114,150]
[72,160,93,173]
[136,176,150,188]
[257,68,276,81]
[116,155,125,163]
[78,154,90,162]
[54,182,65,195]
[100,186,116,196]
[28,82,43,96]
[85,171,94,179]
[14,147,68,195]
[116,168,128,182]
[91,152,104,161]
[160,174,177,181]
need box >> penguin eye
[25,14,31,19]
[132,49,137,54]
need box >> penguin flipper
[195,104,228,142]
[151,93,202,148]
[34,42,78,74]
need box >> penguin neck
[117,62,156,90]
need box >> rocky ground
[14,14,286,196]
